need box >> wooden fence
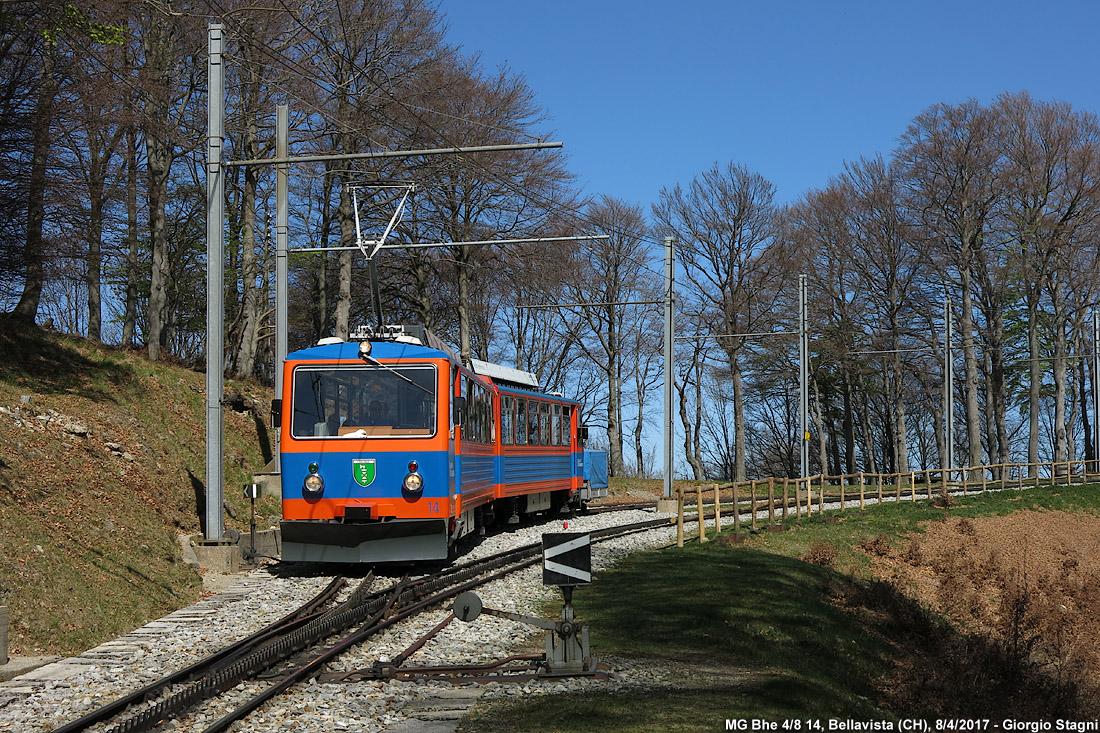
[672,458,1100,547]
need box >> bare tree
[553,196,652,476]
[896,100,1001,474]
[653,163,784,481]
[995,92,1100,471]
[405,57,576,366]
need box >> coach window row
[501,395,571,447]
[463,377,495,444]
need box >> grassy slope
[462,484,1100,730]
[0,319,279,655]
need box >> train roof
[470,359,539,390]
[493,381,582,406]
[287,338,455,363]
[287,325,579,405]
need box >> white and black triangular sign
[542,532,591,586]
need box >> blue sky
[443,0,1100,210]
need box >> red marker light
[563,521,569,529]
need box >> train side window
[502,395,513,445]
[469,380,490,444]
[551,404,561,446]
[516,398,528,445]
[527,399,540,445]
[563,405,572,445]
[540,402,551,447]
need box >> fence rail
[671,459,1099,547]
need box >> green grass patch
[463,484,1100,730]
[462,544,893,730]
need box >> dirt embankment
[859,509,1100,717]
[0,320,277,657]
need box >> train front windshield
[290,364,437,438]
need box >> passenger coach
[276,325,593,563]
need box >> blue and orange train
[275,325,606,563]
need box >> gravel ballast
[0,508,686,733]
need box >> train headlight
[303,465,324,494]
[403,471,424,493]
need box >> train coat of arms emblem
[352,459,376,487]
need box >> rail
[671,458,1100,547]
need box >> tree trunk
[121,122,139,348]
[634,369,647,477]
[1028,302,1041,477]
[146,132,170,361]
[960,264,982,472]
[731,349,746,481]
[1051,273,1069,465]
[143,19,173,362]
[232,126,261,379]
[1084,321,1095,467]
[989,309,1010,476]
[842,364,855,476]
[677,374,705,480]
[12,49,55,324]
[605,309,624,476]
[892,350,909,475]
[334,180,355,341]
[812,375,828,477]
[857,374,878,473]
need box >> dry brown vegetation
[855,509,1100,717]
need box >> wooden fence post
[714,483,722,534]
[910,471,916,501]
[750,480,758,531]
[859,472,865,510]
[768,477,775,523]
[733,482,740,531]
[795,479,802,519]
[877,473,883,503]
[819,474,825,514]
[697,484,708,543]
[676,487,684,548]
[782,478,789,520]
[925,469,932,500]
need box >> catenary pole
[274,104,288,470]
[664,237,675,499]
[205,23,225,541]
[799,274,809,479]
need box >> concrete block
[240,528,280,559]
[655,498,678,514]
[192,542,240,573]
[0,656,62,684]
[252,473,282,497]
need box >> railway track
[49,513,672,733]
